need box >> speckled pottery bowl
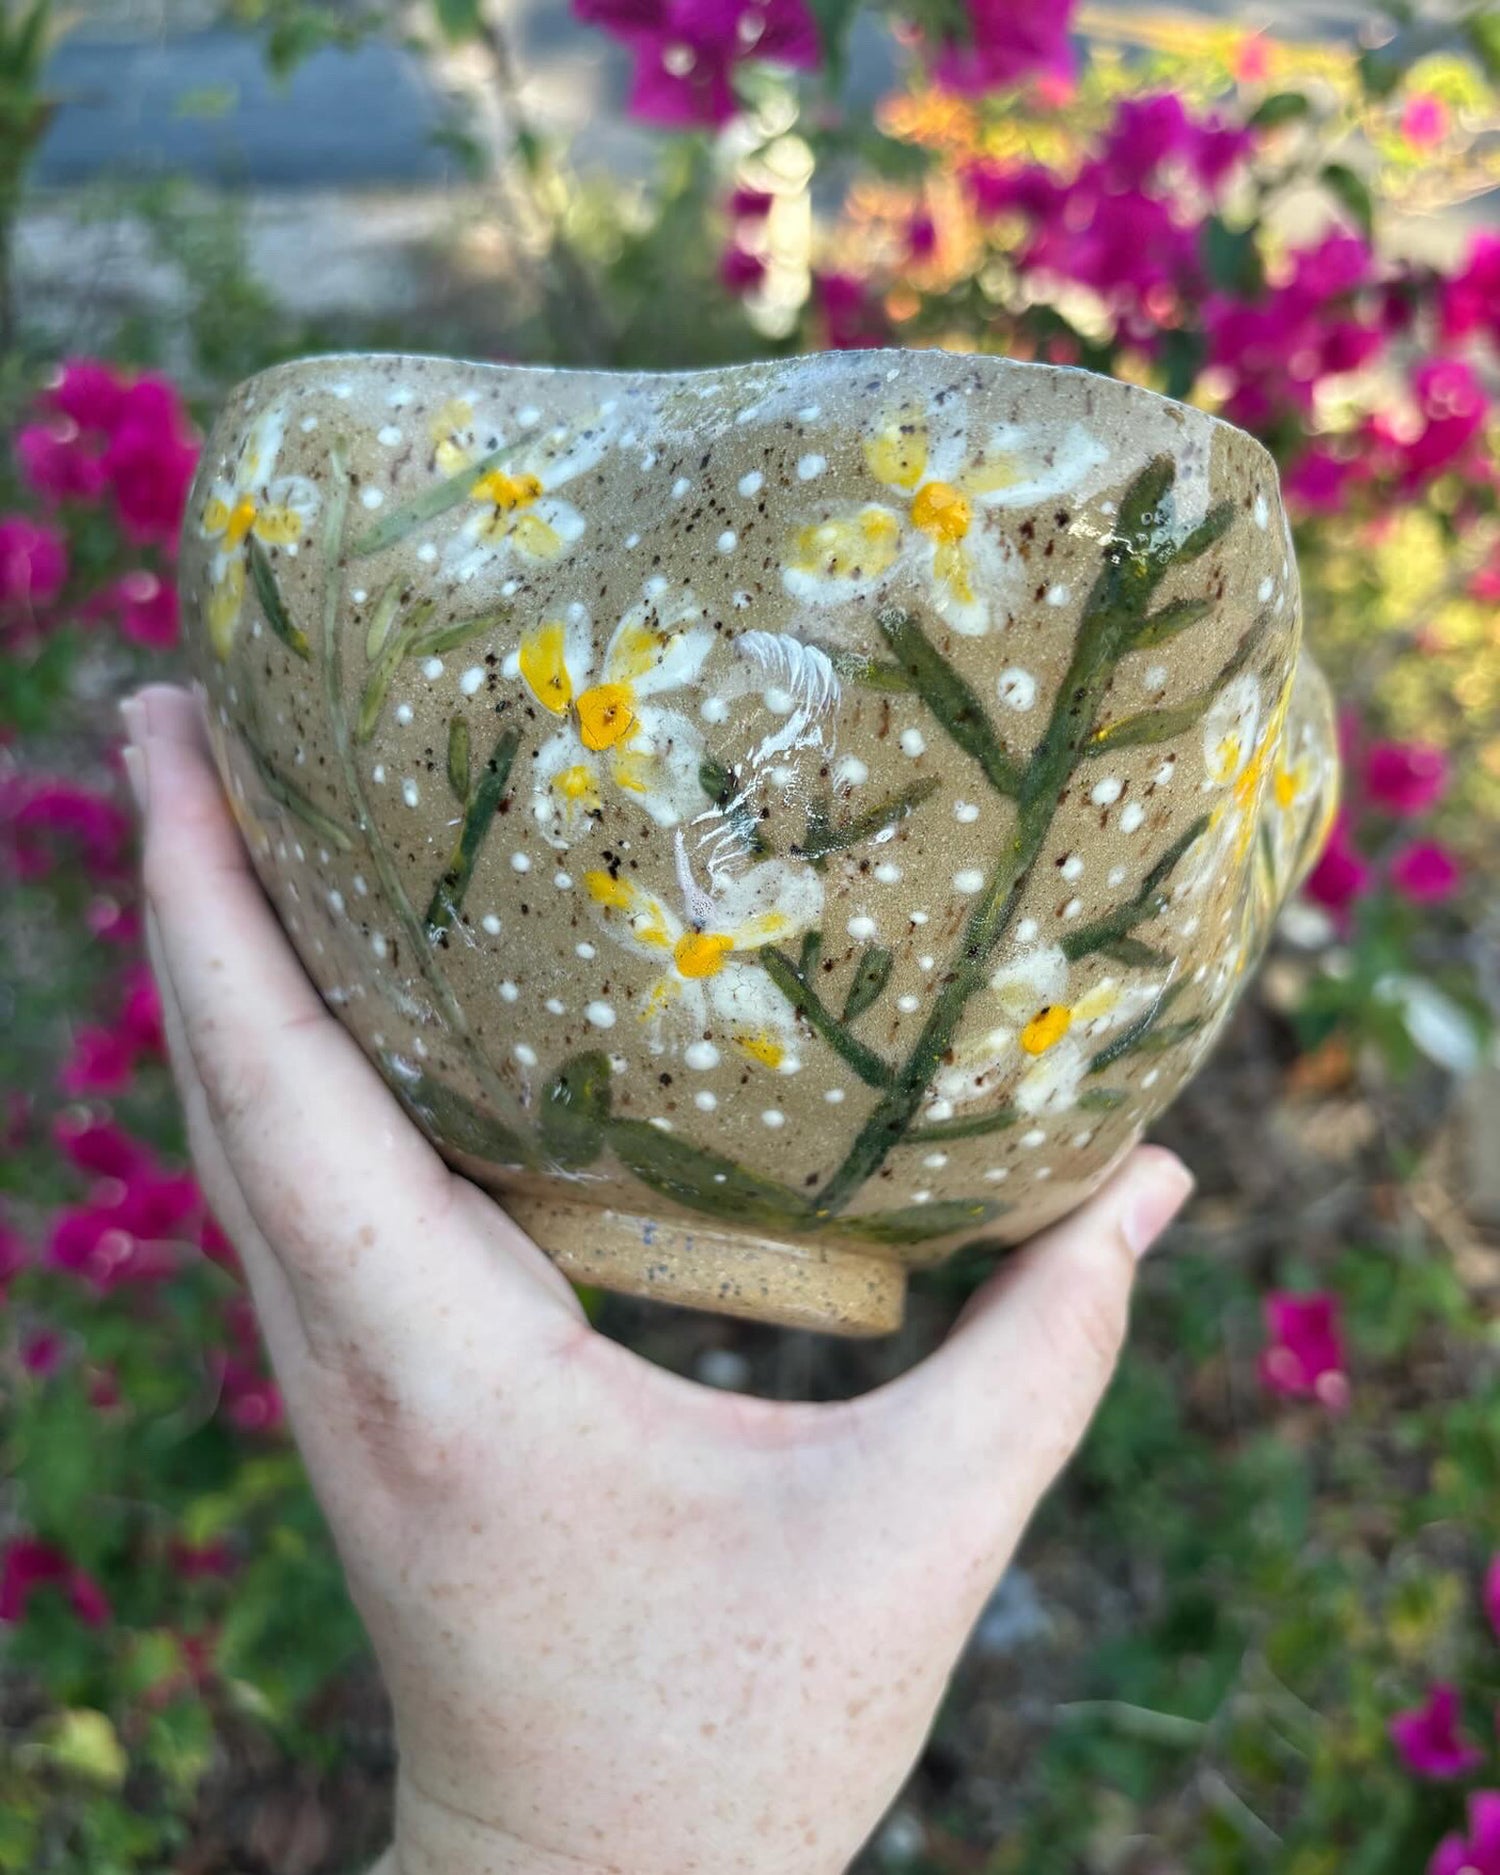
[181,349,1337,1336]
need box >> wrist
[385,1769,627,1875]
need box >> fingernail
[122,743,148,817]
[1122,1151,1194,1260]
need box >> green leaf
[408,607,509,660]
[1248,90,1312,129]
[356,603,434,743]
[905,1104,1017,1143]
[391,1067,534,1167]
[608,1118,819,1236]
[1159,500,1236,570]
[836,1196,1002,1246]
[446,716,471,802]
[425,725,522,938]
[1469,13,1500,82]
[1100,935,1172,969]
[1077,1086,1129,1112]
[431,0,483,40]
[244,741,353,850]
[364,578,403,660]
[796,776,939,862]
[539,1052,613,1170]
[820,644,918,692]
[842,946,893,1023]
[246,537,310,660]
[1131,595,1214,651]
[1202,216,1265,299]
[349,443,514,558]
[804,0,863,83]
[1089,982,1189,1075]
[1321,161,1374,240]
[878,609,1024,796]
[759,949,894,1089]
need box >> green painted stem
[759,948,894,1089]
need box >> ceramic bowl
[180,349,1337,1336]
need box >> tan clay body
[181,350,1337,1334]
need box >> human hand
[124,681,1193,1875]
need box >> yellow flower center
[583,870,634,911]
[911,480,971,543]
[575,683,638,752]
[472,469,544,511]
[1021,1005,1072,1055]
[225,496,259,548]
[674,931,735,979]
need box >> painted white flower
[583,834,822,1068]
[518,591,714,849]
[451,424,604,578]
[1177,670,1292,910]
[197,408,319,656]
[782,408,1108,636]
[926,942,1170,1115]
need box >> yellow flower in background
[517,589,715,849]
[584,833,823,1069]
[197,409,319,657]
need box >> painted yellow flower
[926,943,1168,1117]
[515,589,716,850]
[197,409,319,657]
[584,835,822,1067]
[429,396,483,477]
[783,408,1108,636]
[451,423,604,580]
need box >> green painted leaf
[608,1118,819,1235]
[246,537,310,660]
[393,1069,533,1167]
[1249,90,1313,129]
[798,929,823,977]
[842,946,893,1023]
[1078,1087,1129,1112]
[837,1197,1001,1246]
[409,608,510,660]
[364,579,403,660]
[1163,501,1236,569]
[349,443,515,558]
[1089,982,1189,1075]
[759,949,894,1090]
[425,725,522,939]
[1131,595,1213,650]
[797,776,939,862]
[244,743,353,850]
[1100,935,1172,969]
[905,1105,1017,1144]
[539,1052,613,1170]
[879,610,1024,796]
[356,604,434,744]
[819,645,918,693]
[447,717,471,802]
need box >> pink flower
[1484,1555,1500,1642]
[1401,93,1450,149]
[168,1537,238,1581]
[0,516,68,629]
[1401,357,1487,486]
[1303,811,1373,921]
[573,0,820,127]
[905,211,938,262]
[20,1330,63,1378]
[52,1112,150,1181]
[1364,741,1451,817]
[1284,445,1361,515]
[16,420,109,503]
[1431,1792,1500,1875]
[0,1212,30,1300]
[100,377,199,546]
[729,184,774,219]
[1234,34,1272,83]
[1442,233,1500,344]
[719,242,767,294]
[813,270,885,349]
[1,776,131,881]
[49,1155,202,1291]
[1258,1292,1349,1408]
[0,1537,111,1628]
[46,358,129,432]
[59,966,161,1095]
[1390,1683,1484,1781]
[1390,840,1462,905]
[931,0,1076,96]
[109,569,179,649]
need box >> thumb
[867,1146,1193,1564]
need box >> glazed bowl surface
[181,348,1336,1334]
